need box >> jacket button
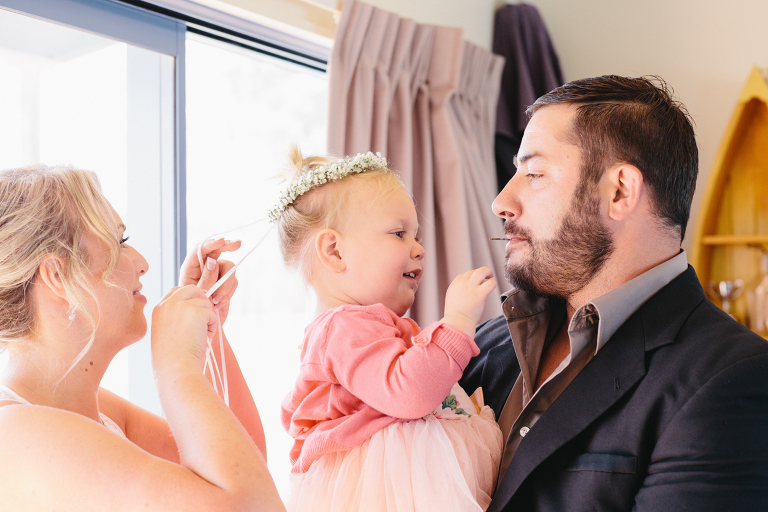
[520,426,530,437]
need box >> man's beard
[504,184,614,300]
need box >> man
[460,75,768,511]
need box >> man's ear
[314,229,345,273]
[36,255,70,300]
[604,163,643,221]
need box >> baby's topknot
[283,144,332,183]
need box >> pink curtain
[328,0,506,325]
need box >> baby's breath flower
[268,152,388,223]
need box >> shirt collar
[588,250,688,352]
[499,250,689,354]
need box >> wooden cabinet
[690,66,768,331]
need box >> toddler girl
[277,149,502,512]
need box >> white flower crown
[268,151,389,223]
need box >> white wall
[527,0,768,250]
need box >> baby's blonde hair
[276,146,405,283]
[0,164,121,377]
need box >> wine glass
[706,280,744,319]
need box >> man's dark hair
[527,75,698,241]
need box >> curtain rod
[113,0,328,70]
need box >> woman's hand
[179,238,241,323]
[151,285,218,376]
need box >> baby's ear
[315,229,345,273]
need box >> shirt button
[414,336,427,344]
[519,426,530,437]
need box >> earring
[67,305,78,321]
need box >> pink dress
[282,304,502,512]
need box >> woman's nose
[129,245,149,275]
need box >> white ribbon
[195,217,274,407]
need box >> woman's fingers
[152,285,219,370]
[179,238,242,287]
[199,238,242,261]
[210,260,237,303]
[197,257,220,292]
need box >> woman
[0,164,285,511]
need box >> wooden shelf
[702,235,768,246]
[690,66,768,329]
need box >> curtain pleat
[328,0,506,324]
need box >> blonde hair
[276,146,405,283]
[0,164,121,376]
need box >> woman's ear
[314,229,345,273]
[36,255,70,300]
[604,163,643,221]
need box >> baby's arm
[441,266,497,338]
[322,268,496,419]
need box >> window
[0,0,328,499]
[185,33,328,497]
[0,4,179,412]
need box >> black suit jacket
[460,267,768,511]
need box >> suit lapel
[489,314,647,510]
[489,267,706,511]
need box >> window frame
[0,0,328,415]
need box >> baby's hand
[441,266,497,338]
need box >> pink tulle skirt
[286,405,502,512]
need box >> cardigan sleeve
[321,307,479,420]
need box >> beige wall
[527,0,768,250]
[207,0,497,49]
[360,0,496,49]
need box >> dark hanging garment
[493,4,564,192]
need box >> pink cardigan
[281,303,479,474]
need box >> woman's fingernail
[206,257,216,270]
[211,294,222,305]
[214,303,223,311]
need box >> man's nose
[492,178,520,220]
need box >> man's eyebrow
[514,153,540,168]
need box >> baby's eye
[393,231,405,239]
[415,237,422,244]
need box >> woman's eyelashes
[119,236,130,248]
